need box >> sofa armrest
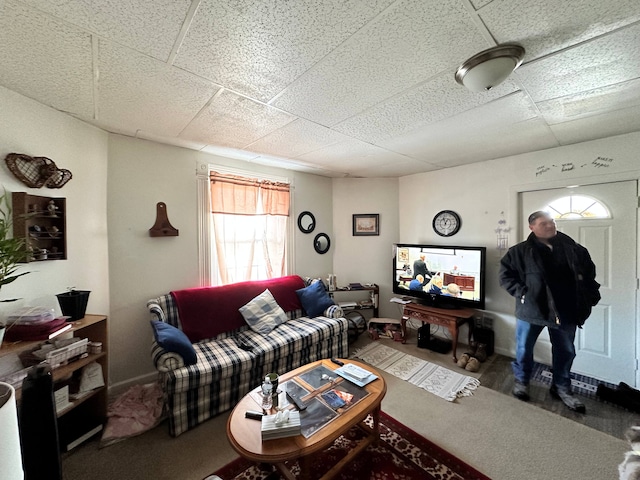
[151,340,186,372]
[323,304,344,319]
[147,299,167,323]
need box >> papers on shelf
[334,364,377,387]
[338,301,358,308]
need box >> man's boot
[550,384,586,413]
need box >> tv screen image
[392,243,486,310]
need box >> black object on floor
[20,364,62,480]
[426,336,452,354]
[596,383,640,413]
[474,327,494,356]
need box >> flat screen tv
[392,243,486,310]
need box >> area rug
[352,342,479,401]
[531,361,616,399]
[209,411,490,480]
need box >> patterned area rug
[209,411,489,480]
[353,343,479,401]
[531,361,616,399]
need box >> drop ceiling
[1,0,639,178]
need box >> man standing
[499,211,601,413]
[413,255,432,285]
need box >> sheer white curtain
[210,172,290,285]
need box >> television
[392,243,486,310]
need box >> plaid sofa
[147,276,348,437]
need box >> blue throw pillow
[296,280,335,318]
[150,320,197,365]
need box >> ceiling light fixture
[455,44,525,92]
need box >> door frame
[507,171,640,385]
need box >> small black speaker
[417,325,430,348]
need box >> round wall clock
[432,210,461,237]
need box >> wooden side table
[402,304,476,362]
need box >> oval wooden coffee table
[227,358,386,480]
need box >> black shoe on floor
[512,381,530,401]
[597,384,640,413]
[550,385,586,413]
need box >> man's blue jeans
[512,319,577,389]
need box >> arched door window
[545,194,610,219]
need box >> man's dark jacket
[499,231,601,327]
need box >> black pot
[56,290,90,321]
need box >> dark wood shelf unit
[12,192,67,262]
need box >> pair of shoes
[457,353,470,368]
[465,357,480,372]
[512,381,530,401]
[456,353,480,372]
[550,385,586,413]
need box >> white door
[521,181,638,385]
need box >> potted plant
[0,188,30,346]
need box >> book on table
[261,410,301,441]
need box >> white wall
[399,131,640,357]
[332,177,399,319]
[0,86,109,321]
[107,135,334,386]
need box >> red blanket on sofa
[171,275,305,343]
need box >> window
[545,194,610,219]
[196,165,291,286]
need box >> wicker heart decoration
[4,153,72,189]
[45,168,73,188]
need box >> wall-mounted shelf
[12,192,67,262]
[149,202,179,237]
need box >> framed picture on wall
[353,214,379,236]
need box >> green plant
[0,189,29,303]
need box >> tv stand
[402,303,475,363]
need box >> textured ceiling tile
[349,159,440,178]
[180,90,295,148]
[518,24,640,101]
[98,40,220,137]
[174,0,396,102]
[245,119,351,158]
[378,93,554,163]
[272,0,488,126]
[21,0,191,61]
[470,0,493,9]
[296,138,412,171]
[537,78,640,124]
[550,104,640,146]
[333,72,519,143]
[400,117,558,168]
[479,0,640,61]
[0,0,94,118]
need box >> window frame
[196,161,294,286]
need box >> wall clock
[432,210,461,237]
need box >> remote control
[245,411,264,420]
[331,358,344,366]
[286,391,307,411]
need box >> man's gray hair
[528,210,551,225]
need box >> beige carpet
[61,336,627,480]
